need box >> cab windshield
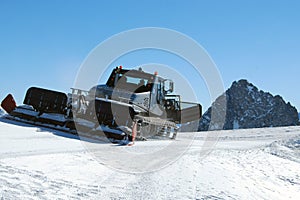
[106,69,155,93]
[117,73,153,93]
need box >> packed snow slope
[0,118,300,199]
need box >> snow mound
[264,136,300,163]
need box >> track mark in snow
[1,121,300,199]
[0,161,109,200]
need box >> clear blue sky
[0,0,299,112]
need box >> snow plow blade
[3,87,128,142]
[7,87,73,129]
[180,102,202,124]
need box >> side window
[157,81,163,103]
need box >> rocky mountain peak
[199,79,299,131]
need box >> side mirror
[163,80,174,94]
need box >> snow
[1,118,300,199]
[39,113,67,122]
[247,85,254,92]
[233,119,239,129]
[12,106,39,117]
[0,108,4,117]
[12,106,67,122]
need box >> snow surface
[247,85,254,92]
[0,108,4,117]
[0,118,300,199]
[233,119,239,129]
